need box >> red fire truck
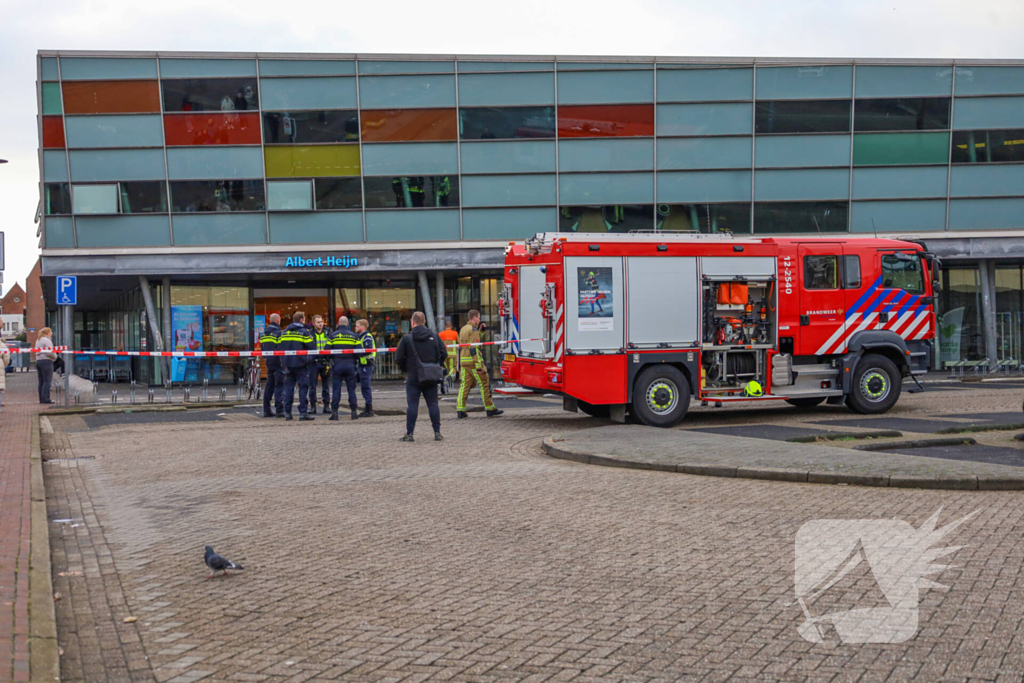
[499,233,938,427]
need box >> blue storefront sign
[285,255,358,268]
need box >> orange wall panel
[62,80,161,114]
[557,104,655,138]
[42,116,65,148]
[164,113,262,146]
[361,108,457,142]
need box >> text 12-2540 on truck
[499,233,938,427]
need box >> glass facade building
[36,52,1024,380]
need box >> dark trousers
[358,364,373,407]
[282,366,310,416]
[263,367,285,415]
[308,362,330,410]
[331,364,359,412]
[406,382,440,435]
[36,360,54,403]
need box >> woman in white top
[35,327,57,404]
[0,339,10,411]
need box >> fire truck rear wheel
[632,366,690,428]
[846,355,901,415]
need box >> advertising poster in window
[170,305,203,382]
[577,267,614,331]
[939,307,964,365]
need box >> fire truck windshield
[881,253,925,294]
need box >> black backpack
[409,334,445,388]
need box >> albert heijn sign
[285,254,359,269]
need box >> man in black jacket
[395,311,447,442]
[279,311,316,421]
[259,313,284,418]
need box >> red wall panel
[163,112,261,146]
[360,109,458,142]
[557,104,655,138]
[62,80,161,114]
[42,116,65,148]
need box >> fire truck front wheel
[632,366,691,428]
[846,354,902,415]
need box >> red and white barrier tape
[6,338,538,358]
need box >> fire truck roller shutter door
[518,266,548,357]
[700,257,776,280]
[626,257,699,347]
[564,256,624,352]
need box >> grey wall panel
[564,256,624,351]
[627,257,699,346]
[269,212,364,244]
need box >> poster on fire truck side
[577,267,614,331]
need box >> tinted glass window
[753,201,848,233]
[267,180,312,211]
[120,181,168,213]
[170,180,265,212]
[45,183,71,215]
[263,111,359,144]
[315,177,363,210]
[881,253,925,293]
[363,176,459,208]
[558,205,652,233]
[162,78,259,112]
[459,107,555,140]
[952,129,1024,163]
[657,202,750,233]
[755,100,851,134]
[72,184,119,214]
[843,255,861,288]
[854,97,950,131]
[360,109,458,142]
[558,105,655,138]
[853,132,949,166]
[804,255,839,289]
[164,113,262,146]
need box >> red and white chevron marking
[814,311,932,356]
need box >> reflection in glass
[162,78,259,112]
[854,98,950,131]
[657,203,750,233]
[558,105,655,138]
[558,205,652,233]
[315,177,362,210]
[171,285,251,384]
[853,132,949,166]
[163,113,261,145]
[72,184,119,214]
[263,111,359,144]
[361,109,458,142]
[170,180,266,212]
[45,184,72,215]
[753,201,848,233]
[120,181,167,213]
[364,176,459,208]
[459,107,555,140]
[755,100,851,134]
[267,180,312,211]
[952,129,1024,163]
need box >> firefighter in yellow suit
[456,310,503,419]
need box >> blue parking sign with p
[58,276,77,306]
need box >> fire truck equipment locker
[518,266,547,357]
[564,256,624,352]
[626,257,699,347]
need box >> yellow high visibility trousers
[457,363,495,412]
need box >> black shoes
[299,414,315,421]
[434,432,444,441]
[359,407,374,418]
[400,434,414,442]
[457,411,468,419]
[285,414,293,421]
[276,412,286,418]
[351,409,359,420]
[262,412,275,418]
[486,409,504,418]
[329,411,338,421]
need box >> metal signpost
[58,276,77,405]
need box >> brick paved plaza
[31,379,1024,682]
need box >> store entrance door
[254,288,331,377]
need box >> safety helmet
[743,381,763,397]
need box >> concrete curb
[854,436,976,451]
[541,436,1024,491]
[29,414,60,682]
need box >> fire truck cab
[499,233,938,428]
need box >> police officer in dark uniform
[354,318,376,417]
[306,314,331,414]
[328,316,361,421]
[259,312,284,418]
[279,311,316,421]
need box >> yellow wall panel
[265,145,361,177]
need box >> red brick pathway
[0,372,45,682]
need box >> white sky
[0,0,1021,293]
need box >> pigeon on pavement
[204,545,244,578]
